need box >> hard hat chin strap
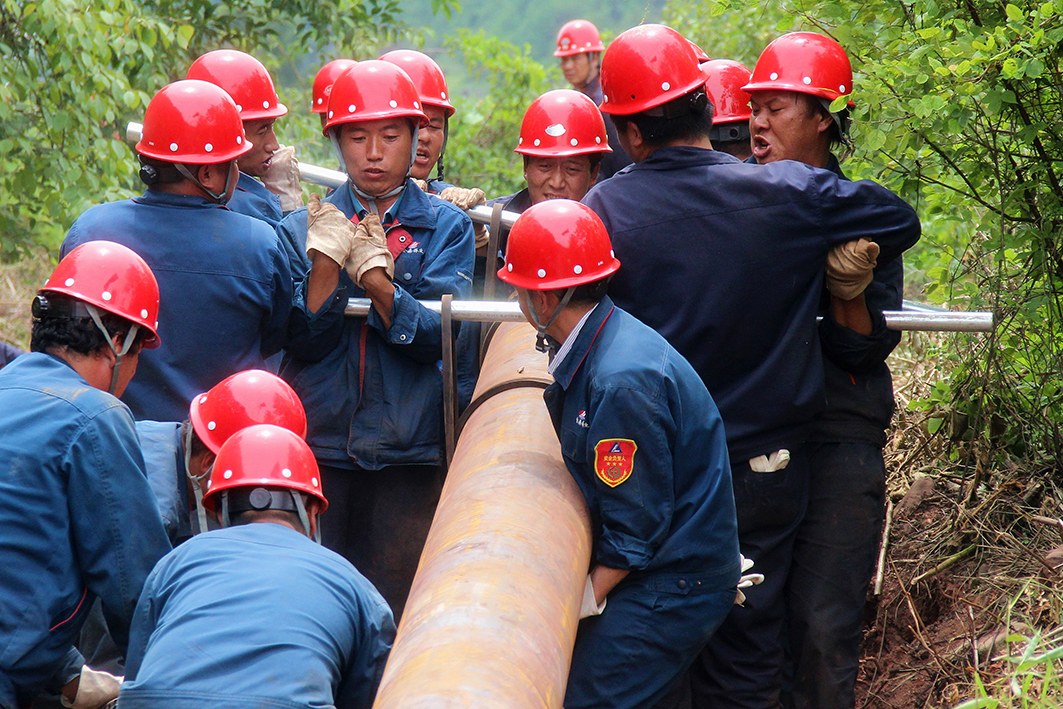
[85,304,139,396]
[174,161,235,205]
[183,422,212,535]
[527,287,576,353]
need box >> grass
[0,251,55,350]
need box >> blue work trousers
[566,573,735,709]
[783,441,886,709]
[687,447,810,708]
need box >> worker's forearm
[306,252,341,313]
[830,292,873,335]
[590,565,630,606]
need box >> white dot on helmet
[282,468,292,478]
[208,421,216,430]
[537,268,546,278]
[140,309,148,319]
[223,469,233,479]
[803,76,812,84]
[65,278,75,286]
[574,264,583,274]
[661,82,670,91]
[204,143,213,152]
[389,100,398,108]
[101,291,112,301]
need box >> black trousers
[317,463,445,623]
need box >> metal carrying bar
[125,121,994,333]
[345,298,995,333]
[125,122,518,229]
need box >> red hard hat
[186,49,288,120]
[743,32,854,106]
[516,90,612,158]
[702,59,753,124]
[379,50,455,117]
[323,60,429,135]
[41,241,161,348]
[136,80,251,164]
[311,59,357,114]
[688,39,711,64]
[204,424,327,512]
[189,369,307,454]
[554,19,605,57]
[498,200,620,291]
[600,24,706,116]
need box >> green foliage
[441,29,551,198]
[0,0,423,258]
[664,0,1063,464]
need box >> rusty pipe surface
[373,321,591,709]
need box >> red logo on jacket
[593,438,637,487]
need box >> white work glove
[260,144,304,212]
[344,212,395,288]
[579,574,607,619]
[305,194,355,267]
[826,238,880,300]
[735,555,765,606]
[61,665,122,709]
[749,449,790,473]
[438,186,489,249]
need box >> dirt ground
[856,333,1063,708]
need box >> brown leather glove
[438,186,488,248]
[826,238,880,300]
[260,145,303,212]
[306,194,355,267]
[345,212,394,287]
[411,178,429,192]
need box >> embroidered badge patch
[594,438,637,488]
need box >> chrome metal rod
[125,122,517,228]
[343,298,995,332]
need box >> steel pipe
[344,298,995,333]
[373,321,591,708]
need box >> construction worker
[277,60,475,619]
[0,340,22,368]
[311,58,358,130]
[554,19,631,179]
[744,32,905,709]
[0,242,171,709]
[119,425,395,709]
[581,24,921,708]
[142,368,309,543]
[62,79,294,422]
[489,89,612,215]
[702,59,754,161]
[498,200,740,708]
[187,49,303,226]
[379,50,489,251]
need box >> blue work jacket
[136,421,194,545]
[227,171,283,228]
[583,147,920,463]
[121,523,395,709]
[0,354,171,705]
[279,180,475,470]
[544,299,740,584]
[62,189,294,422]
[812,156,906,445]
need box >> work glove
[61,665,122,709]
[749,448,790,473]
[826,238,880,300]
[305,194,354,267]
[735,555,765,606]
[579,574,607,619]
[261,145,304,212]
[411,178,429,192]
[438,186,489,249]
[344,212,395,288]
